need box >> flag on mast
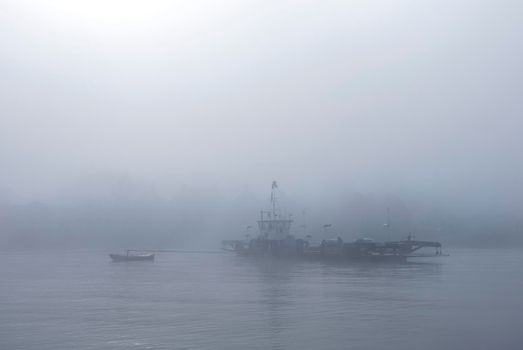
[272,181,278,189]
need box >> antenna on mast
[383,206,391,241]
[271,180,278,215]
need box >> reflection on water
[1,249,522,350]
[251,258,444,349]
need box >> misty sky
[1,0,522,214]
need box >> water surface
[1,249,522,349]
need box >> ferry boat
[222,182,444,263]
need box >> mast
[271,180,278,216]
[257,181,292,240]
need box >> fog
[1,0,522,249]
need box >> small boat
[109,251,155,262]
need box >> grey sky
[1,0,522,213]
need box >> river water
[1,248,522,349]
